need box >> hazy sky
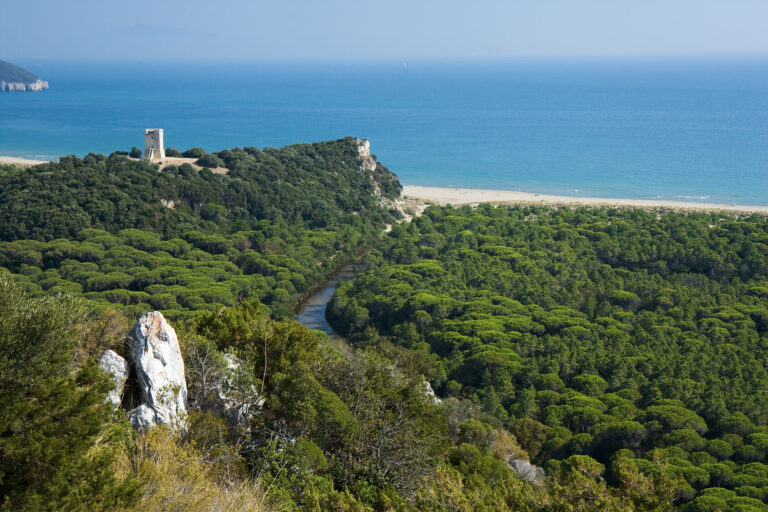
[2,0,767,60]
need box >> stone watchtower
[144,129,165,161]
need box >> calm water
[2,58,767,204]
[295,264,360,339]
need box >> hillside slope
[329,204,768,509]
[0,59,48,91]
[0,138,401,317]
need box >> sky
[1,0,767,61]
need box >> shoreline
[402,185,768,215]
[0,156,53,167]
[2,154,766,215]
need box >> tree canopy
[329,204,768,508]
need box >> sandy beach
[0,156,52,167]
[403,185,768,215]
[3,154,765,215]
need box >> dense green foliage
[186,301,450,510]
[0,138,400,318]
[0,271,141,511]
[0,137,399,241]
[329,204,768,509]
[0,224,368,319]
[185,299,683,512]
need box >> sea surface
[1,58,767,205]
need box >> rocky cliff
[356,138,383,197]
[1,79,48,91]
[0,60,48,92]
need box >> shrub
[0,271,141,510]
[132,427,270,511]
[196,154,224,169]
[183,147,206,158]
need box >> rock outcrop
[423,378,442,405]
[509,458,545,484]
[1,79,48,92]
[126,311,187,429]
[217,353,263,427]
[99,350,129,407]
[128,404,158,430]
[98,312,188,430]
[356,139,377,173]
[356,138,382,197]
[1,60,49,92]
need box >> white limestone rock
[356,138,371,158]
[423,378,442,405]
[1,79,48,92]
[99,349,129,407]
[218,353,263,427]
[128,404,157,430]
[127,311,187,429]
[356,138,382,197]
[509,458,545,484]
[356,138,378,172]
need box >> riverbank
[402,185,768,215]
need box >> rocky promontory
[0,59,48,92]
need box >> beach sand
[402,185,768,215]
[0,156,52,167]
[2,156,765,215]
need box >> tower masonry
[144,129,165,161]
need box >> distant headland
[0,60,48,92]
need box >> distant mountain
[0,60,48,91]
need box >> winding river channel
[295,264,360,339]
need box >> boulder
[99,349,129,407]
[509,458,545,484]
[127,311,187,429]
[128,404,157,430]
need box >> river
[295,264,360,339]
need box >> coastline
[0,156,52,167]
[402,185,768,215]
[3,154,767,215]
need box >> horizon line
[8,52,768,65]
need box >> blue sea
[1,58,767,205]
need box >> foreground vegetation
[1,270,686,511]
[329,204,768,510]
[2,142,767,511]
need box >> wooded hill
[0,138,401,318]
[0,59,41,83]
